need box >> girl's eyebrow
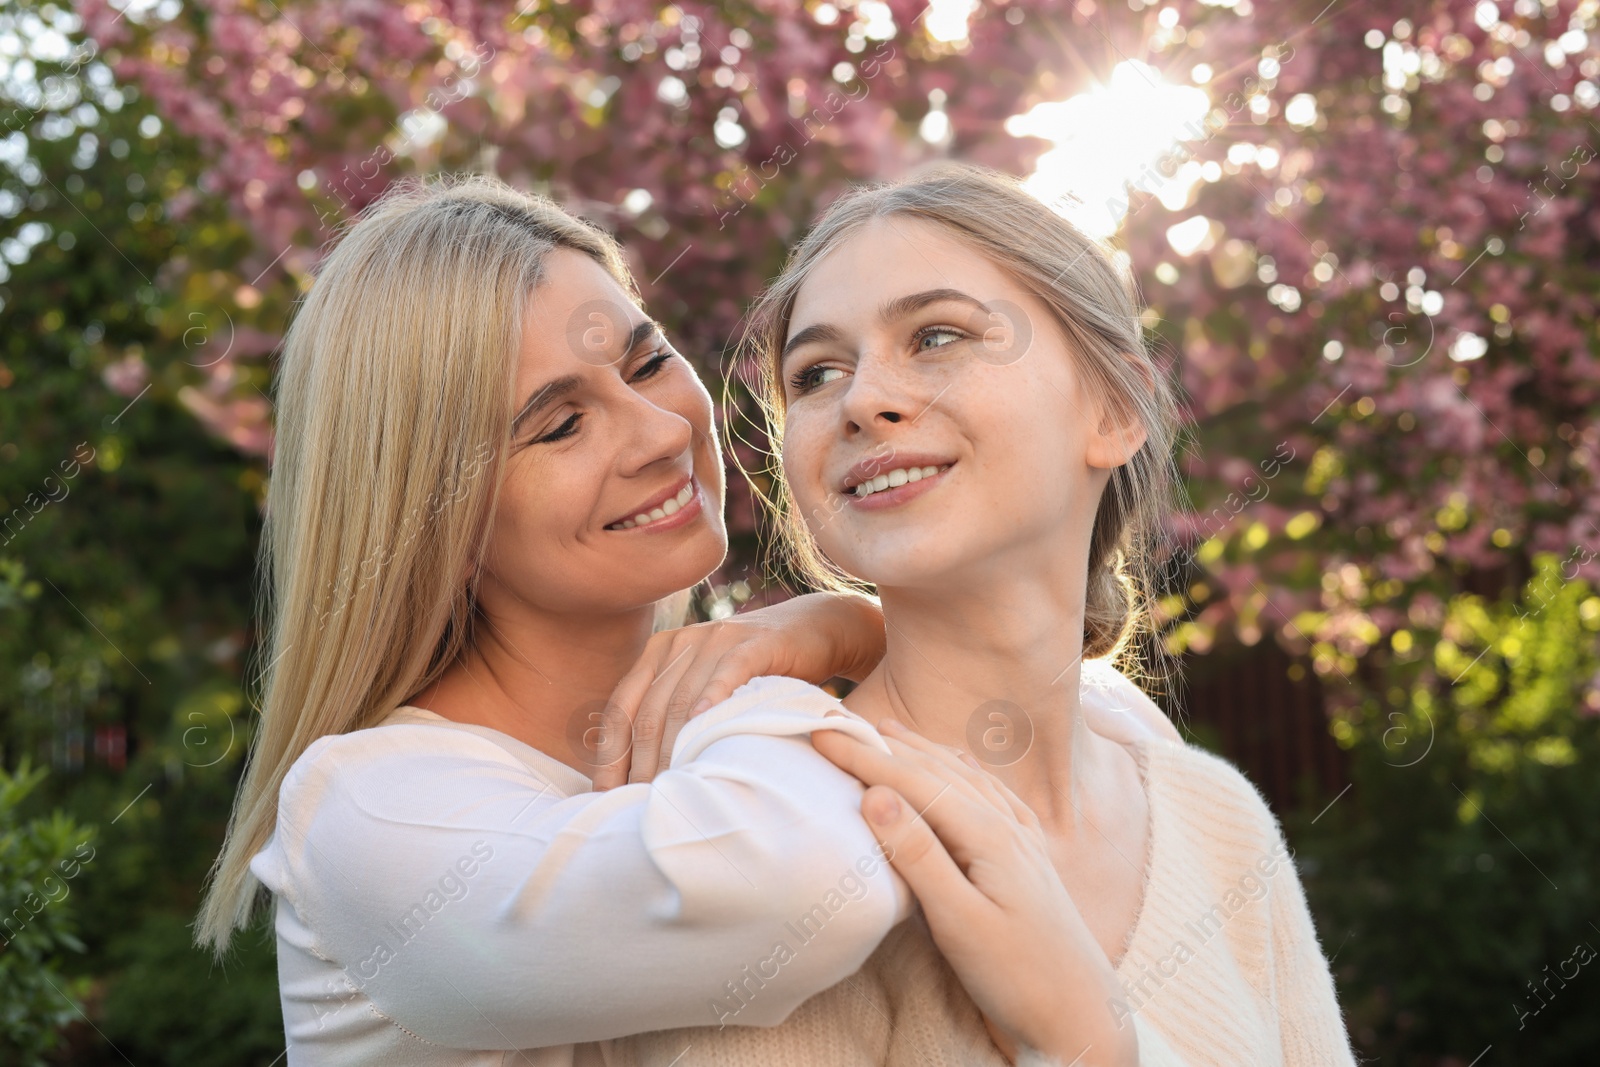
[781,288,990,367]
[781,322,845,366]
[512,319,664,433]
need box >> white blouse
[249,675,915,1066]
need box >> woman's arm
[250,676,911,1050]
[593,590,886,789]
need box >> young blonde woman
[195,173,1170,1065]
[603,164,1359,1066]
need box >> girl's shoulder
[1136,732,1287,858]
[1080,659,1183,743]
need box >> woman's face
[476,249,727,620]
[778,217,1140,591]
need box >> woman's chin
[636,536,728,601]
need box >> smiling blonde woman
[193,175,920,1065]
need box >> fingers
[585,699,635,792]
[878,721,1033,827]
[656,642,762,768]
[859,784,977,919]
[626,641,697,785]
[813,729,1009,869]
[591,645,666,790]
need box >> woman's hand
[811,718,1138,1067]
[591,592,886,789]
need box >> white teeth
[610,483,696,530]
[851,465,949,498]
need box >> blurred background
[1,0,1597,1063]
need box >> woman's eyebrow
[512,320,664,433]
[878,287,989,322]
[781,289,991,367]
[781,322,845,365]
[512,374,583,435]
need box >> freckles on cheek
[780,421,825,508]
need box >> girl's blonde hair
[740,162,1180,672]
[196,174,681,955]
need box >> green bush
[0,761,95,1067]
[98,913,282,1067]
[1293,556,1600,1064]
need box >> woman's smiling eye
[534,412,582,444]
[630,350,676,382]
[913,325,966,351]
[789,365,846,393]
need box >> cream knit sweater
[602,732,1359,1067]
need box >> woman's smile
[604,473,705,532]
[842,459,955,511]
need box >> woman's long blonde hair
[196,174,669,955]
[740,162,1181,673]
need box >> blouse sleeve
[248,675,913,1049]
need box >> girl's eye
[914,326,966,352]
[630,350,676,382]
[534,412,582,444]
[789,365,846,394]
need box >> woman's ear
[1087,357,1153,469]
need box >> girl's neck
[411,603,656,776]
[841,578,1110,828]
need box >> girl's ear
[1086,356,1153,469]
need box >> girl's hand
[591,592,886,789]
[811,718,1138,1067]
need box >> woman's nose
[617,386,697,475]
[841,352,915,435]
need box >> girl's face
[779,217,1141,591]
[476,249,727,620]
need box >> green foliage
[0,760,95,1067]
[0,3,279,1061]
[99,913,283,1067]
[1293,557,1600,1063]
